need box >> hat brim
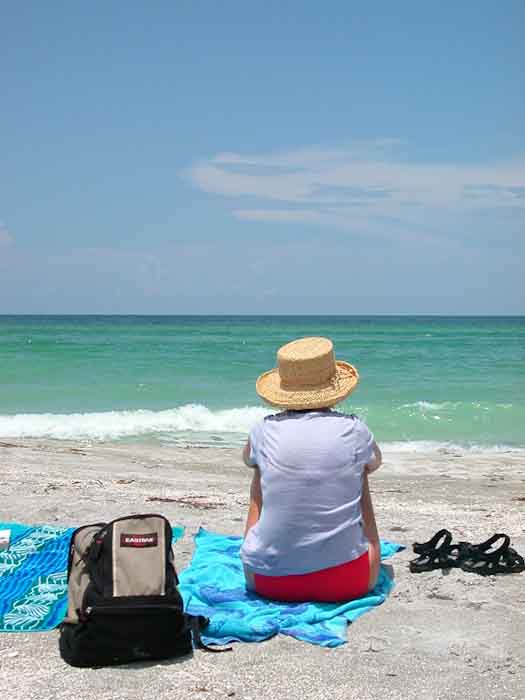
[256,361,359,410]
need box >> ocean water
[0,315,524,450]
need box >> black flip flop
[410,529,465,572]
[461,534,524,576]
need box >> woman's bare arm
[365,442,382,474]
[244,467,263,537]
[242,439,253,468]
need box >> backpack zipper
[85,604,183,616]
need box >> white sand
[0,439,524,700]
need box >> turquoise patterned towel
[0,523,74,631]
[0,522,184,632]
[179,529,404,647]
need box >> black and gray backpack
[59,513,219,667]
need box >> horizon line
[1,313,524,319]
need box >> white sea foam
[0,404,271,441]
[399,401,455,411]
[0,405,522,452]
[382,440,524,454]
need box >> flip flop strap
[412,529,452,554]
[474,533,510,554]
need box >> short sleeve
[354,418,375,466]
[246,420,264,468]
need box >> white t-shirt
[239,409,375,576]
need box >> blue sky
[1,1,524,314]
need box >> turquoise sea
[0,316,524,450]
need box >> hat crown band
[278,347,336,390]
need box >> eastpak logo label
[120,533,158,548]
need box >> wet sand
[0,439,524,700]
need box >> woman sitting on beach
[240,337,382,603]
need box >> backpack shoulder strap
[188,615,232,653]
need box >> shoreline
[0,439,524,699]
[2,434,525,453]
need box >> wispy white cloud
[184,142,525,233]
[210,139,404,168]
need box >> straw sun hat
[256,337,359,410]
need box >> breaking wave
[0,404,271,442]
[0,404,522,451]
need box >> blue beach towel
[0,522,184,632]
[179,529,405,648]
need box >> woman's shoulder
[330,409,367,425]
[330,411,373,440]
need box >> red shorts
[252,551,370,603]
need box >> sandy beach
[0,439,524,700]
